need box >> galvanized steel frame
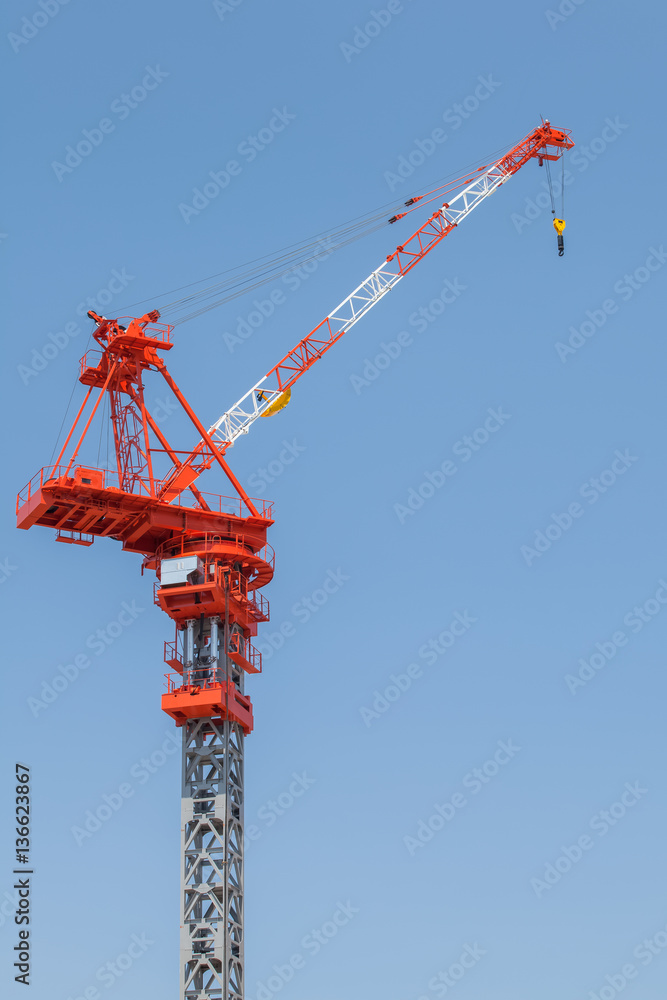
[181,714,245,1000]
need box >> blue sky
[2,1,667,998]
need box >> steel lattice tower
[181,715,245,999]
[160,558,270,1000]
[178,615,248,1000]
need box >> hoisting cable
[388,161,507,223]
[114,140,518,327]
[166,219,391,325]
[172,170,489,321]
[544,136,566,257]
[96,392,107,468]
[560,149,566,238]
[122,215,390,326]
[48,373,83,468]
[118,206,406,320]
[561,150,565,217]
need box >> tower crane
[16,120,574,1000]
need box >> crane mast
[15,120,573,1000]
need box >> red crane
[16,120,573,1000]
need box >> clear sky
[2,1,667,998]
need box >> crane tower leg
[179,614,246,1000]
[181,717,245,1000]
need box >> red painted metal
[16,308,274,728]
[16,122,573,732]
[162,674,254,733]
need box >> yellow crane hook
[553,218,566,257]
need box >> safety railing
[17,465,109,511]
[215,570,270,620]
[241,588,270,622]
[17,465,273,521]
[18,465,64,510]
[79,350,105,377]
[155,532,275,573]
[113,317,174,344]
[229,633,262,674]
[55,529,94,546]
[164,668,231,693]
[164,640,183,669]
[163,490,274,520]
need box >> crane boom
[157,121,573,502]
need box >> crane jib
[200,122,573,464]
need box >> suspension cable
[114,139,519,327]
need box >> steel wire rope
[118,209,398,317]
[160,210,402,308]
[96,391,107,467]
[114,140,517,324]
[168,167,505,325]
[163,145,519,321]
[48,373,82,468]
[162,223,385,318]
[561,150,565,217]
[168,220,392,325]
[544,155,556,218]
[163,162,512,325]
